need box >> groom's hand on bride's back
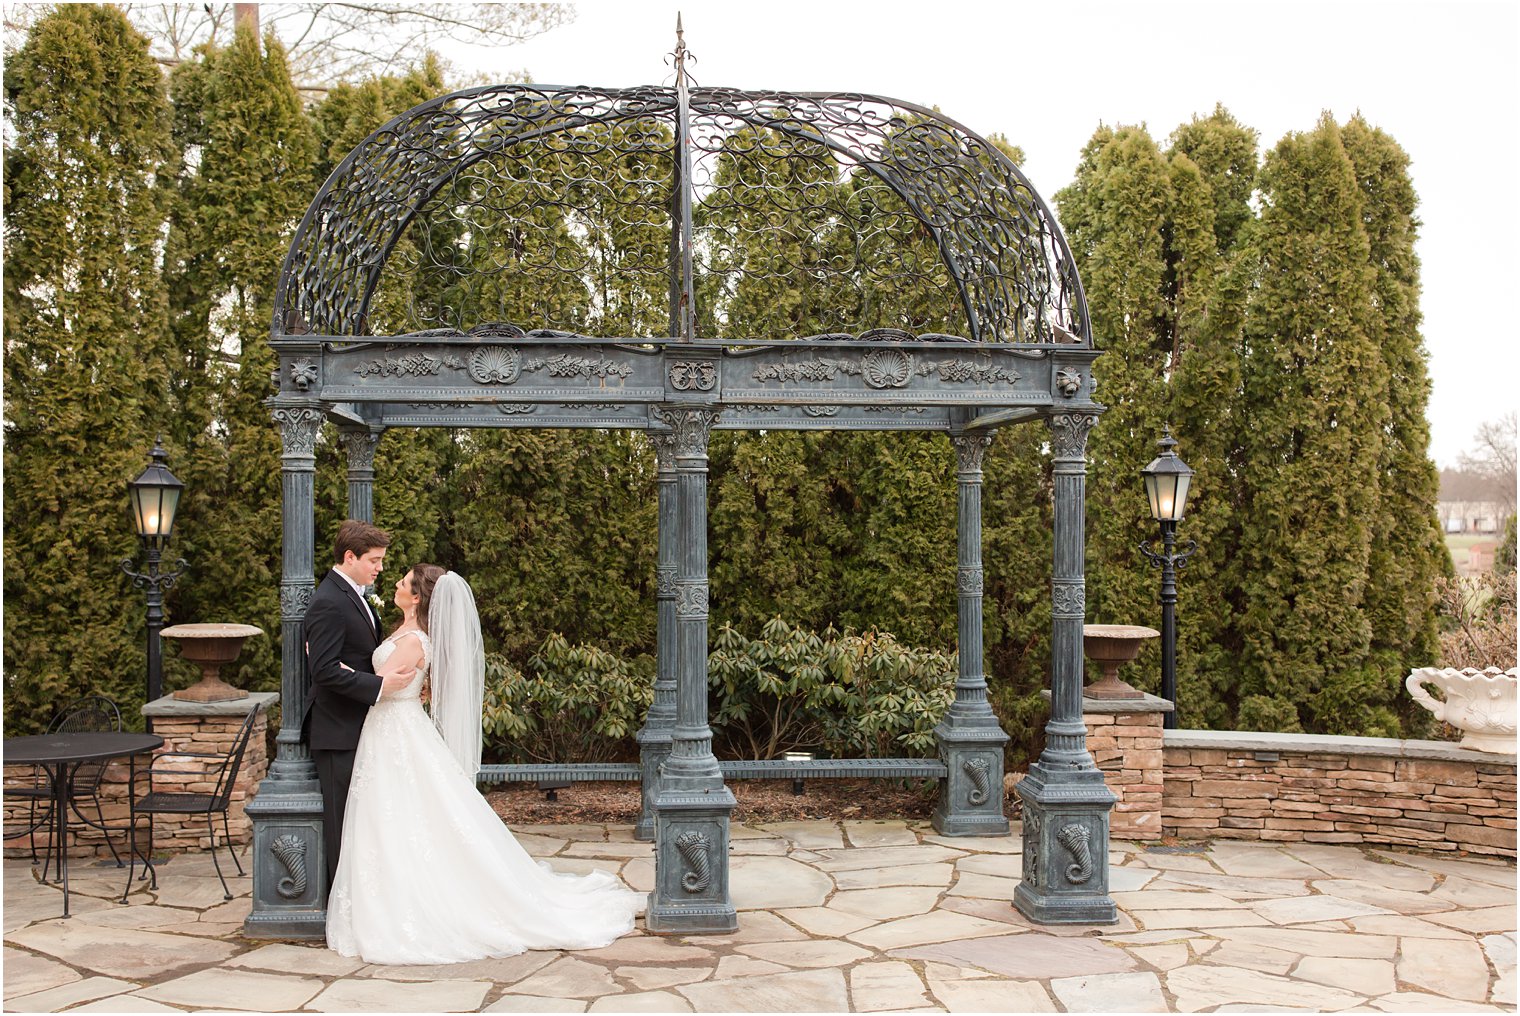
[379,671,412,697]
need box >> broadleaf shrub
[481,621,957,763]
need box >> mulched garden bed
[486,777,953,826]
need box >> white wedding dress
[326,630,642,965]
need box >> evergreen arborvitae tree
[163,25,316,695]
[1235,114,1388,733]
[1056,125,1174,643]
[1169,104,1259,256]
[3,5,178,731]
[1338,114,1448,735]
[1163,111,1256,728]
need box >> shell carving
[862,349,913,389]
[963,756,992,806]
[1056,823,1094,885]
[469,346,522,385]
[271,834,308,899]
[676,831,712,893]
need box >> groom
[302,520,411,889]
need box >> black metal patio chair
[124,707,257,901]
[3,696,125,873]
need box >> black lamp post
[122,438,187,718]
[1138,428,1196,730]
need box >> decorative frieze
[279,583,313,619]
[1055,367,1083,398]
[676,584,709,618]
[468,346,521,384]
[354,352,465,378]
[524,353,631,380]
[1052,582,1085,617]
[752,353,1021,389]
[957,568,985,595]
[668,360,717,391]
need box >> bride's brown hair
[408,564,448,633]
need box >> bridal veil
[428,571,484,776]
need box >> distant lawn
[1443,531,1500,574]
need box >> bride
[326,563,642,965]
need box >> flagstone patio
[4,820,1514,1012]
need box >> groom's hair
[333,520,391,564]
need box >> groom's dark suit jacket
[301,569,386,751]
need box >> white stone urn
[1406,666,1518,754]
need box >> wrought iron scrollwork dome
[273,83,1090,346]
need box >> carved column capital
[648,428,680,474]
[952,432,993,475]
[339,428,381,472]
[650,406,720,458]
[1048,412,1098,461]
[272,407,323,457]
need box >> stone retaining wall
[1161,729,1516,858]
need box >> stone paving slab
[3,822,1514,1014]
[134,968,325,1011]
[481,994,586,1012]
[678,967,849,1012]
[65,995,184,1012]
[6,920,241,979]
[842,820,921,848]
[306,976,491,1012]
[3,947,82,999]
[1051,970,1168,1012]
[586,988,692,1011]
[1,975,138,1012]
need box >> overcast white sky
[446,0,1518,468]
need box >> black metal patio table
[3,731,162,917]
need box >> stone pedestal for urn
[162,623,263,702]
[1407,666,1518,753]
[1082,625,1160,700]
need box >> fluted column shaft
[636,431,680,839]
[272,407,323,780]
[1043,412,1098,768]
[339,428,381,524]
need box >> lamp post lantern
[123,437,188,720]
[1138,428,1196,730]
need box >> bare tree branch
[6,4,572,93]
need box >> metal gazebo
[246,39,1116,938]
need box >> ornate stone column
[339,426,381,523]
[1015,410,1117,924]
[245,405,327,939]
[635,429,679,841]
[932,432,1011,835]
[645,405,737,934]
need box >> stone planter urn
[1081,624,1160,700]
[1406,666,1518,754]
[161,623,264,703]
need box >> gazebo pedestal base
[1014,762,1117,925]
[645,785,739,934]
[243,781,328,940]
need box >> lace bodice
[372,629,431,700]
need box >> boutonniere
[366,592,385,613]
